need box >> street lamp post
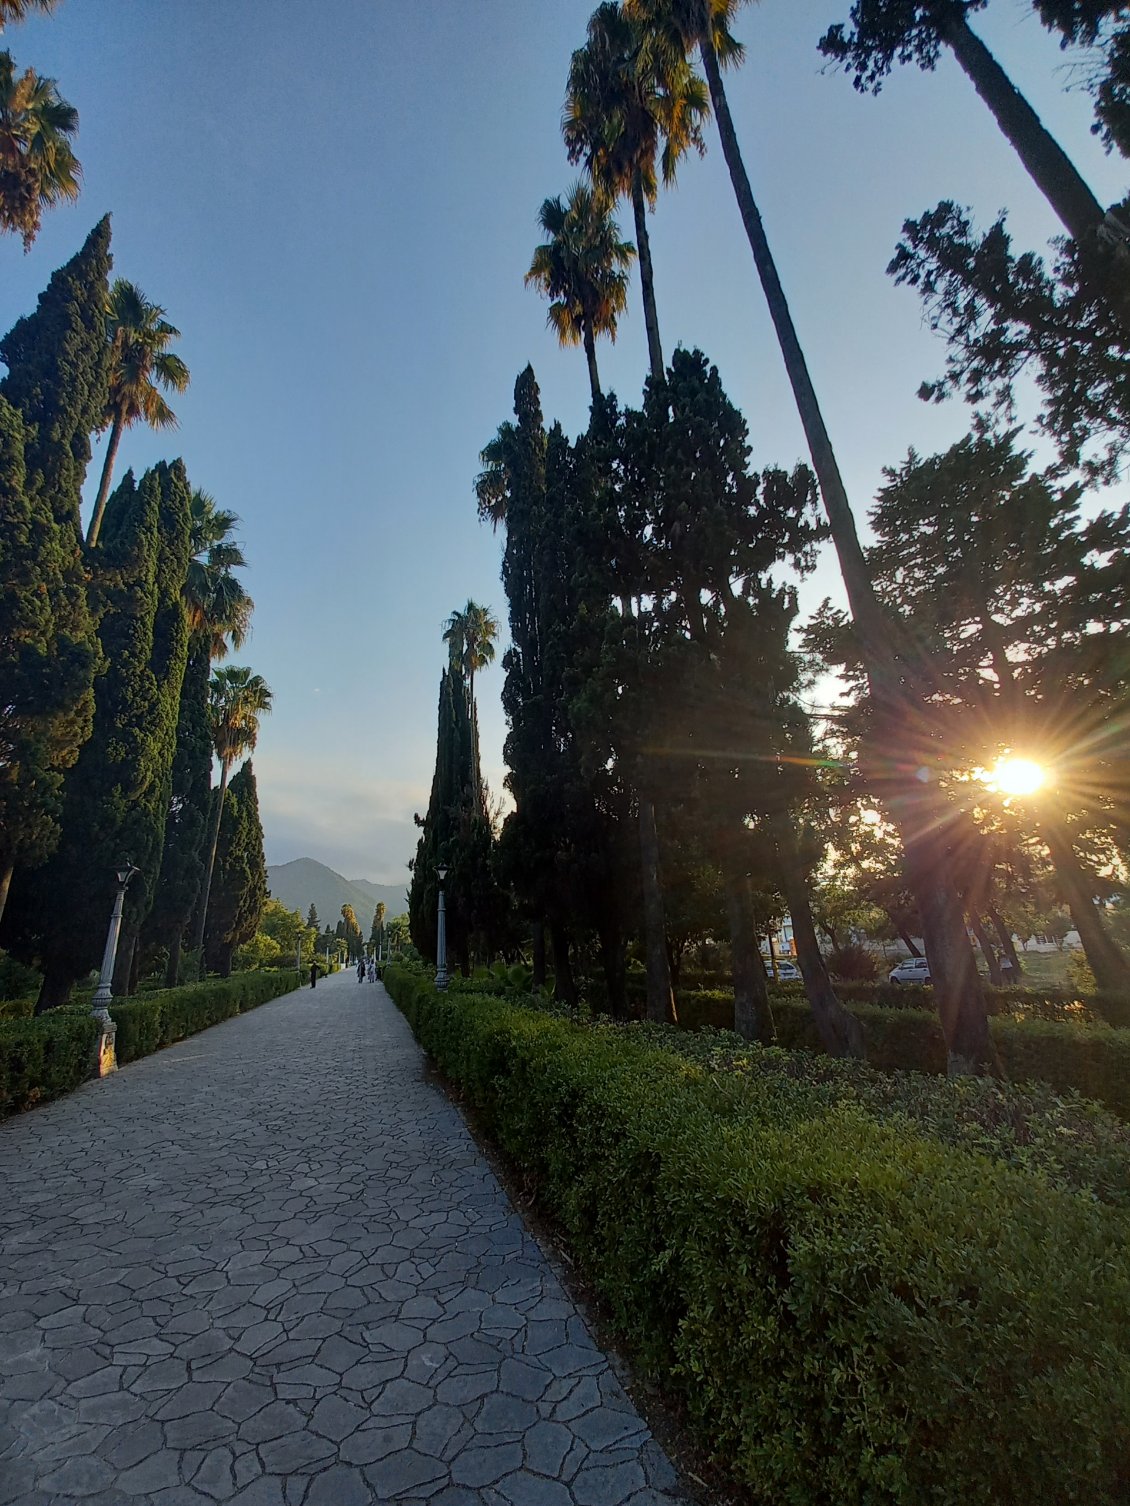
[91,864,139,1020]
[435,865,449,990]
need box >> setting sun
[983,756,1045,797]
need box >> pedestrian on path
[357,958,365,983]
[367,957,376,983]
[310,961,317,989]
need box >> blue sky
[4,0,1125,883]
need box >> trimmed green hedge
[0,1011,100,1115]
[113,970,301,1064]
[0,970,301,1115]
[677,988,1130,1119]
[384,966,1130,1505]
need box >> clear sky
[4,0,1125,884]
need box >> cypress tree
[110,460,192,993]
[0,221,113,923]
[409,667,476,962]
[203,760,265,978]
[6,463,190,1007]
[141,639,211,985]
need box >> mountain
[266,858,409,929]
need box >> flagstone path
[0,968,686,1506]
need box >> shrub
[0,1012,99,1114]
[826,942,879,980]
[0,995,35,1020]
[382,967,1130,1505]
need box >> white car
[889,957,931,985]
[765,960,801,981]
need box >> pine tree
[0,220,111,923]
[203,761,267,978]
[5,463,190,1007]
[306,903,318,932]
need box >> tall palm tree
[443,600,499,807]
[0,2,62,25]
[625,0,994,1072]
[86,280,190,548]
[818,3,1130,320]
[184,488,254,661]
[565,0,709,383]
[0,50,78,249]
[189,666,272,968]
[527,183,635,404]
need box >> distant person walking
[367,957,376,983]
[310,962,317,989]
[357,958,365,983]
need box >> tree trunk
[86,413,124,549]
[725,867,773,1043]
[112,922,137,999]
[638,797,676,1024]
[990,907,1023,977]
[34,962,73,1014]
[583,321,602,404]
[531,919,546,989]
[776,823,865,1058]
[1043,820,1130,990]
[165,930,182,988]
[598,920,627,1018]
[550,919,577,1009]
[971,912,1003,986]
[218,944,233,980]
[943,15,1104,248]
[190,757,230,969]
[0,861,11,929]
[896,923,923,957]
[700,32,994,1072]
[631,171,665,383]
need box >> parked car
[765,960,801,981]
[889,956,931,985]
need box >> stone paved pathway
[0,969,686,1506]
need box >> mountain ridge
[267,857,409,930]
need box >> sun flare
[983,756,1045,797]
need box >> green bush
[382,966,1130,1505]
[0,995,35,1020]
[0,1012,99,1114]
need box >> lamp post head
[116,863,140,888]
[436,866,448,883]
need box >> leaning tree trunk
[631,172,665,384]
[0,861,12,929]
[582,321,602,405]
[990,907,1023,977]
[86,412,125,549]
[970,913,1003,986]
[34,961,73,1015]
[1043,820,1130,991]
[112,921,138,999]
[700,32,994,1074]
[550,919,578,1009]
[531,919,546,989]
[598,918,628,1018]
[942,12,1130,331]
[190,756,231,970]
[724,866,773,1043]
[775,822,865,1058]
[639,796,677,1024]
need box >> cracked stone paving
[0,967,687,1505]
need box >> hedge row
[0,970,301,1116]
[676,989,1130,1118]
[0,1010,100,1116]
[112,970,301,1063]
[384,966,1130,1505]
